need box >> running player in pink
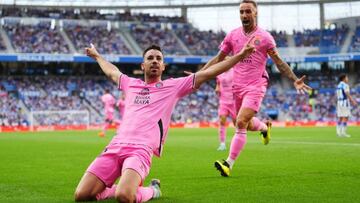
[99,89,116,137]
[114,93,126,125]
[117,93,126,119]
[202,0,312,177]
[215,69,236,151]
[74,42,255,202]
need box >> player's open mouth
[242,20,250,25]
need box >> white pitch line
[270,141,360,147]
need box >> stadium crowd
[3,22,70,54]
[0,72,359,127]
[0,93,28,127]
[1,8,359,55]
[270,30,288,47]
[0,36,6,52]
[1,8,186,23]
[174,27,226,55]
[130,25,188,55]
[0,9,359,127]
[349,26,360,53]
[64,24,131,55]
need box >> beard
[147,68,161,78]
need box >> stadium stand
[349,26,360,53]
[0,8,359,128]
[174,26,226,55]
[1,8,186,23]
[1,67,359,127]
[64,23,131,55]
[1,8,359,56]
[0,36,6,51]
[293,29,321,47]
[172,81,218,123]
[270,30,288,47]
[130,24,188,55]
[3,20,70,54]
[319,25,349,54]
[0,87,28,126]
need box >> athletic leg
[218,114,227,151]
[74,172,106,201]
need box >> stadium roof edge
[1,0,359,10]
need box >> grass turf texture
[0,127,360,203]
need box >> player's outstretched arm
[200,51,228,71]
[194,39,255,89]
[85,43,122,85]
[268,49,312,94]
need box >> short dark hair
[241,0,257,9]
[339,74,347,82]
[143,45,163,57]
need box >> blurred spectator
[131,25,187,55]
[3,22,70,54]
[270,30,288,47]
[175,27,226,55]
[0,36,6,51]
[0,93,28,127]
[1,8,186,22]
[65,25,131,55]
[349,26,360,53]
[293,29,321,47]
[293,25,348,54]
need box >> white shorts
[337,105,351,117]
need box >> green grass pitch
[1,127,360,202]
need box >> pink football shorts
[234,84,267,113]
[87,143,153,187]
[218,102,236,120]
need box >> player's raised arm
[194,38,255,89]
[268,48,312,94]
[85,43,122,85]
[200,51,228,71]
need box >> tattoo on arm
[268,49,298,81]
[276,62,298,81]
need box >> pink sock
[136,186,154,203]
[96,185,116,201]
[219,125,226,143]
[228,129,247,160]
[248,117,267,132]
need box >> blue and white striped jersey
[337,81,350,107]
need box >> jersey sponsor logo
[134,95,150,105]
[240,55,253,64]
[135,88,151,104]
[138,88,150,95]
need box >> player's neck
[144,76,161,84]
[243,24,257,35]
